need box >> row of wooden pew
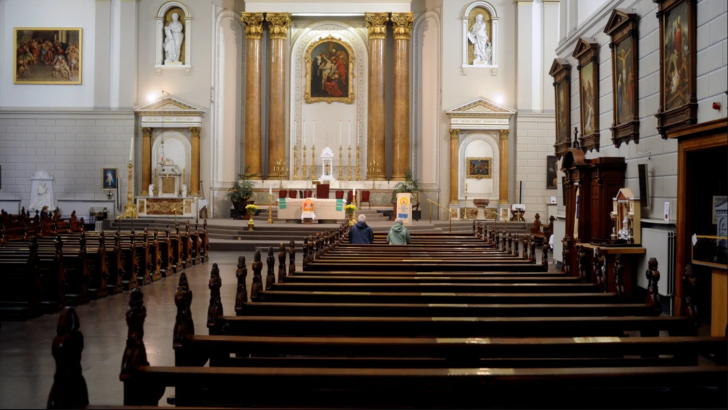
[46,223,727,409]
[0,220,209,321]
[1,208,85,239]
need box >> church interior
[0,0,727,408]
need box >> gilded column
[391,12,414,181]
[499,129,509,204]
[449,128,460,205]
[241,12,265,180]
[190,127,201,196]
[266,13,291,179]
[141,127,152,196]
[365,12,389,181]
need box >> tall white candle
[129,136,133,162]
[269,187,272,195]
[313,120,315,146]
[348,120,351,146]
[293,120,296,146]
[303,120,306,146]
[339,120,342,146]
[357,121,360,146]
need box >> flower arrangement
[245,204,259,215]
[344,204,358,214]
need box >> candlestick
[292,144,299,180]
[267,193,274,224]
[303,145,308,181]
[356,145,361,181]
[338,146,343,180]
[347,146,352,181]
[311,145,316,181]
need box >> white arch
[155,1,193,70]
[152,129,192,187]
[463,1,498,18]
[289,21,368,180]
[458,132,500,200]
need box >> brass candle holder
[463,183,469,221]
[267,193,274,224]
[292,145,299,180]
[338,146,343,180]
[117,161,139,219]
[347,146,352,181]
[310,145,316,181]
[302,145,308,181]
[356,145,361,181]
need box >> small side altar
[136,197,206,218]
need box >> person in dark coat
[349,214,374,245]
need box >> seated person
[386,219,411,245]
[349,214,374,245]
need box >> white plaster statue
[467,14,492,65]
[164,12,184,64]
[619,216,629,240]
[29,182,52,212]
[148,184,155,197]
[180,184,187,198]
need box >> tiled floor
[0,251,258,409]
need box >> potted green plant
[227,170,257,220]
[391,169,420,218]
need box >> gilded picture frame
[655,0,697,139]
[549,58,571,160]
[102,168,118,191]
[573,38,600,153]
[546,155,558,190]
[605,9,640,148]
[305,35,355,104]
[466,157,493,180]
[14,27,82,85]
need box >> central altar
[136,197,206,218]
[277,198,346,222]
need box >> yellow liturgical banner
[303,199,315,213]
[396,193,412,225]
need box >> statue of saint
[148,184,155,197]
[467,14,492,65]
[164,12,184,64]
[181,184,187,198]
[29,182,52,211]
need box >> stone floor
[0,251,258,409]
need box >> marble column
[141,127,152,196]
[499,129,509,204]
[241,12,265,180]
[266,13,291,179]
[365,12,389,181]
[391,12,414,181]
[190,127,201,196]
[449,128,460,205]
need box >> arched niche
[152,129,192,188]
[155,1,192,75]
[458,132,500,201]
[461,1,499,70]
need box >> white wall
[0,0,96,107]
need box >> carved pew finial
[266,247,275,290]
[235,257,248,314]
[278,243,287,283]
[682,264,699,327]
[289,240,296,277]
[207,264,222,329]
[614,254,625,299]
[302,237,309,271]
[173,273,193,348]
[121,288,148,380]
[47,307,89,409]
[646,258,662,314]
[250,251,263,302]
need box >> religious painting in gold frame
[655,0,697,139]
[14,27,82,84]
[549,58,571,160]
[605,9,640,148]
[573,38,600,152]
[466,157,492,180]
[305,35,355,104]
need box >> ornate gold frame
[102,167,118,191]
[14,27,83,85]
[305,35,355,104]
[466,157,493,180]
[605,9,640,148]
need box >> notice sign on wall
[396,193,412,225]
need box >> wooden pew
[0,238,42,319]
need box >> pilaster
[391,12,414,181]
[365,12,389,181]
[241,12,265,179]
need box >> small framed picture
[500,207,509,220]
[546,155,558,189]
[102,168,118,190]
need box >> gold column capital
[141,127,153,135]
[365,12,390,40]
[190,126,201,137]
[241,12,265,40]
[390,12,414,40]
[499,129,510,140]
[266,13,291,40]
[449,128,460,139]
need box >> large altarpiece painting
[550,58,571,160]
[573,38,600,153]
[305,35,355,104]
[605,9,640,148]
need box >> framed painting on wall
[466,157,493,179]
[573,38,600,153]
[605,9,640,148]
[102,168,118,191]
[305,35,355,104]
[546,155,558,189]
[655,0,697,139]
[549,58,571,159]
[14,28,82,84]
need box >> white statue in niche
[164,12,184,65]
[29,182,52,212]
[467,14,492,65]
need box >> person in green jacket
[386,219,411,245]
